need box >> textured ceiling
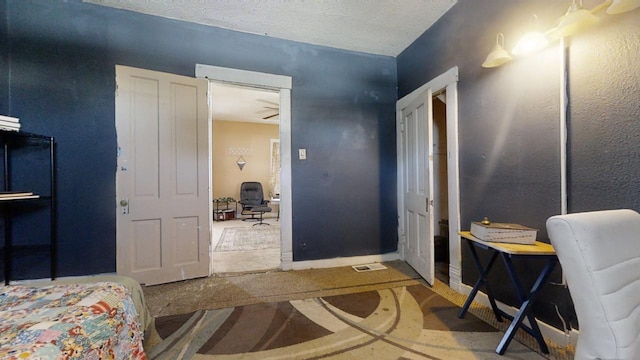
[85,0,456,124]
[85,0,456,56]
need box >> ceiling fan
[256,99,279,120]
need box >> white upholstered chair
[546,209,640,360]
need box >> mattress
[0,278,147,359]
[25,274,152,332]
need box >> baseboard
[291,252,400,270]
[448,263,462,291]
[458,283,579,348]
[280,251,293,271]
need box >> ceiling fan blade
[263,113,279,120]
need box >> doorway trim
[195,64,294,270]
[396,66,462,290]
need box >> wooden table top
[459,231,556,255]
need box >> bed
[0,275,149,359]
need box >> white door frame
[195,64,294,270]
[396,66,462,290]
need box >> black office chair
[239,182,272,225]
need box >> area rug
[144,284,546,359]
[215,226,280,252]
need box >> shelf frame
[1,130,56,285]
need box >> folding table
[457,231,557,355]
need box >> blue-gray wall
[398,0,640,332]
[0,1,7,110]
[5,0,639,335]
[1,0,398,279]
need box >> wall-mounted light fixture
[236,156,246,171]
[552,0,600,38]
[482,0,639,68]
[512,14,549,55]
[482,33,512,68]
[607,0,640,14]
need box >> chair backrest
[546,209,640,360]
[239,182,264,206]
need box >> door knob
[120,199,130,214]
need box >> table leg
[458,240,503,322]
[496,257,557,355]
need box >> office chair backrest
[546,209,640,360]
[240,182,264,206]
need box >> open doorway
[195,64,293,274]
[210,83,281,273]
[432,91,449,284]
[397,67,460,289]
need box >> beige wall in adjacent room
[212,120,279,201]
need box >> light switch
[299,148,307,160]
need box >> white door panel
[400,90,434,284]
[116,65,210,285]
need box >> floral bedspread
[0,282,146,359]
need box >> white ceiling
[86,0,456,57]
[211,83,280,125]
[86,0,456,124]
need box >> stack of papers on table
[470,221,537,245]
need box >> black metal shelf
[213,200,237,221]
[0,129,56,285]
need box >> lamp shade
[483,33,512,68]
[607,0,640,14]
[512,14,549,56]
[552,1,599,38]
[512,31,548,55]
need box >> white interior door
[399,90,434,284]
[115,65,210,285]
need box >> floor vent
[352,263,387,272]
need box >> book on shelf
[0,115,21,132]
[470,221,537,245]
[0,119,20,125]
[0,191,33,197]
[0,191,39,200]
[0,115,20,123]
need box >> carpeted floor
[143,261,422,317]
[142,261,575,359]
[215,226,280,252]
[144,284,547,359]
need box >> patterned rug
[144,284,546,359]
[215,226,280,252]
